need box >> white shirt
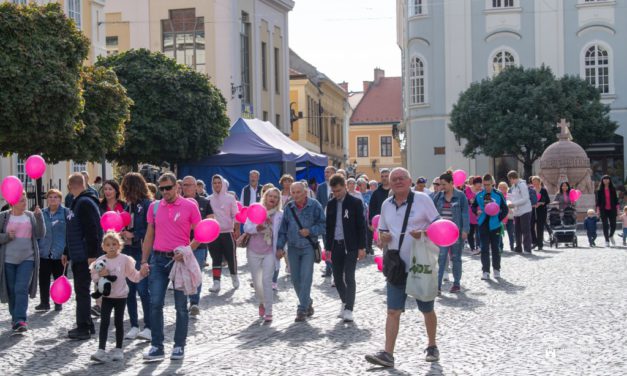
[240,185,259,206]
[508,180,532,216]
[379,192,440,272]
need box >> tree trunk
[523,160,533,180]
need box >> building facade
[104,0,294,134]
[397,0,627,183]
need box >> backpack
[528,186,538,206]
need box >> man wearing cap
[414,177,431,195]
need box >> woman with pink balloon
[0,190,46,333]
[465,176,483,256]
[99,180,126,215]
[472,174,509,280]
[553,182,574,212]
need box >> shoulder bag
[289,204,322,263]
[382,194,414,285]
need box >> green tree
[0,3,89,163]
[97,49,230,167]
[450,65,617,178]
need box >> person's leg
[436,247,448,290]
[468,224,476,250]
[530,211,538,247]
[113,298,126,348]
[247,250,264,307]
[4,263,17,322]
[136,275,151,329]
[287,247,303,311]
[490,229,501,272]
[343,250,358,311]
[521,212,533,252]
[299,247,315,311]
[126,279,139,328]
[51,259,64,309]
[514,216,523,252]
[600,211,610,242]
[188,247,207,305]
[479,224,491,273]
[149,254,169,350]
[384,310,402,354]
[261,254,275,315]
[172,288,189,348]
[450,241,462,286]
[506,219,515,250]
[331,243,348,306]
[13,261,34,323]
[209,241,224,281]
[536,213,545,250]
[221,233,237,276]
[38,258,52,307]
[623,228,627,245]
[72,260,93,332]
[99,298,114,350]
[609,210,617,238]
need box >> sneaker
[493,270,501,278]
[137,328,152,341]
[606,241,610,247]
[481,272,489,280]
[67,328,91,340]
[425,346,440,362]
[189,304,200,319]
[272,282,278,291]
[472,249,481,256]
[307,301,314,317]
[209,280,221,293]
[91,349,108,363]
[343,309,354,323]
[610,238,615,246]
[258,304,265,318]
[437,289,442,297]
[110,348,123,361]
[231,275,240,289]
[143,346,165,362]
[91,305,101,317]
[170,346,184,360]
[264,314,273,323]
[449,285,460,293]
[14,322,27,333]
[125,326,140,340]
[54,304,62,311]
[294,312,307,322]
[35,304,50,312]
[365,350,395,368]
[337,303,345,318]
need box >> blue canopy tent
[178,118,328,197]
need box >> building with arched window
[397,0,627,184]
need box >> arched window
[409,0,426,16]
[491,50,516,75]
[584,44,610,94]
[409,57,425,105]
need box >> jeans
[72,260,94,332]
[331,241,357,311]
[38,258,64,308]
[188,247,207,306]
[514,212,532,252]
[479,223,501,273]
[150,252,189,349]
[5,261,34,324]
[287,245,314,313]
[437,240,462,290]
[600,209,617,242]
[124,247,151,329]
[247,250,275,315]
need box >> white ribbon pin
[344,209,349,219]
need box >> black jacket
[596,186,618,212]
[242,184,262,206]
[368,184,390,222]
[325,193,366,253]
[66,191,103,262]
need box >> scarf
[262,207,279,246]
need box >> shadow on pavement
[436,290,485,311]
[486,278,526,294]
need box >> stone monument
[539,119,595,213]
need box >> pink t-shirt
[90,253,143,299]
[604,188,611,210]
[147,196,202,251]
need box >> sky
[289,0,401,93]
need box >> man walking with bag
[365,168,441,367]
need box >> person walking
[530,177,550,250]
[276,182,326,322]
[507,170,533,253]
[240,170,262,207]
[498,182,515,252]
[99,180,126,214]
[466,177,482,255]
[596,175,618,247]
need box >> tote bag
[405,236,439,301]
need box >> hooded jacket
[209,175,239,233]
[66,190,103,262]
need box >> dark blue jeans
[124,247,151,329]
[149,252,189,350]
[480,223,501,273]
[188,247,207,306]
[5,261,34,324]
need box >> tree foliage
[97,49,231,166]
[450,65,617,178]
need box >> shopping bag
[405,236,439,301]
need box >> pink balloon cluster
[195,218,220,243]
[247,203,268,224]
[569,189,582,203]
[50,276,72,304]
[427,219,460,247]
[101,211,124,232]
[452,169,467,187]
[235,207,248,223]
[1,176,23,206]
[120,211,132,227]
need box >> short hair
[472,177,483,185]
[482,174,494,182]
[325,166,337,173]
[587,209,596,216]
[159,172,177,185]
[329,174,346,187]
[497,182,509,191]
[369,180,378,186]
[196,180,206,188]
[531,176,542,183]
[46,189,63,199]
[390,167,410,180]
[68,172,86,188]
[249,170,260,177]
[346,177,356,184]
[261,183,275,195]
[356,178,367,186]
[183,176,197,184]
[279,174,294,185]
[102,230,123,248]
[290,181,307,193]
[380,168,390,174]
[507,170,519,180]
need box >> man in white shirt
[507,170,533,253]
[240,170,261,206]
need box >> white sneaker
[137,328,151,341]
[337,303,345,318]
[231,275,240,289]
[125,326,140,340]
[91,349,108,363]
[209,280,221,293]
[189,304,200,319]
[610,238,615,246]
[481,272,490,280]
[110,348,123,361]
[606,241,610,248]
[272,282,278,291]
[343,309,354,322]
[493,270,501,278]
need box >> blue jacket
[583,216,598,234]
[474,189,509,231]
[277,198,326,250]
[316,182,330,209]
[66,191,103,262]
[123,198,152,251]
[38,206,68,259]
[432,189,470,237]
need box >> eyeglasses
[159,185,174,192]
[433,183,440,186]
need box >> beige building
[104,0,295,134]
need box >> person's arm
[240,187,246,205]
[309,202,326,237]
[276,211,289,250]
[355,200,366,250]
[498,192,509,222]
[125,256,144,283]
[141,223,154,264]
[188,202,202,251]
[460,193,470,234]
[368,192,378,222]
[78,201,102,260]
[33,210,46,239]
[243,218,257,234]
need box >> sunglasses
[159,185,175,192]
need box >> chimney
[363,81,371,92]
[338,81,349,92]
[374,68,385,82]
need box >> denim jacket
[432,189,470,236]
[277,198,326,250]
[38,206,68,259]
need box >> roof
[348,92,364,110]
[350,77,402,124]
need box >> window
[240,12,251,105]
[492,0,514,7]
[68,0,81,28]
[106,36,119,56]
[261,42,268,91]
[409,57,425,104]
[357,137,369,157]
[162,9,205,72]
[381,136,392,157]
[275,114,280,129]
[492,49,516,75]
[274,48,280,94]
[72,162,86,173]
[16,157,26,185]
[434,147,446,155]
[409,0,425,16]
[11,0,27,5]
[584,45,610,94]
[262,111,268,121]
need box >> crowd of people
[0,165,622,368]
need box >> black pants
[600,209,617,241]
[366,226,373,253]
[39,258,64,307]
[514,212,532,252]
[99,297,126,350]
[72,260,94,332]
[209,233,237,280]
[331,240,357,311]
[468,224,479,250]
[531,209,546,250]
[479,223,501,273]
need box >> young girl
[90,231,147,362]
[620,206,627,246]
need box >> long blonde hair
[261,187,282,211]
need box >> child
[90,231,148,362]
[620,206,627,246]
[583,209,598,247]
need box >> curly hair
[121,172,153,203]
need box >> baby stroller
[549,205,578,248]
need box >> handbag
[289,205,322,263]
[382,193,414,285]
[405,236,439,301]
[236,232,250,247]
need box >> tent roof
[187,118,328,166]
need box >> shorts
[386,282,434,313]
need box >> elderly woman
[36,189,67,312]
[0,191,45,332]
[279,174,294,207]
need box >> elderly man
[365,168,441,367]
[316,166,337,210]
[240,170,262,207]
[277,182,326,322]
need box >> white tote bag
[405,236,440,301]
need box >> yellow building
[349,69,403,181]
[289,49,348,168]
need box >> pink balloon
[25,155,46,180]
[427,219,460,247]
[120,211,132,227]
[377,262,383,272]
[195,218,220,243]
[484,202,500,216]
[321,250,327,262]
[536,193,541,201]
[373,231,379,242]
[1,176,23,206]
[452,169,467,187]
[247,203,268,225]
[235,207,248,223]
[50,276,72,304]
[100,211,123,232]
[569,189,581,203]
[374,255,383,269]
[237,201,243,212]
[371,214,380,229]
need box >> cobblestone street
[1,235,626,376]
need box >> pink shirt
[147,196,202,251]
[604,188,611,210]
[90,253,143,299]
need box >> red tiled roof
[350,77,402,124]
